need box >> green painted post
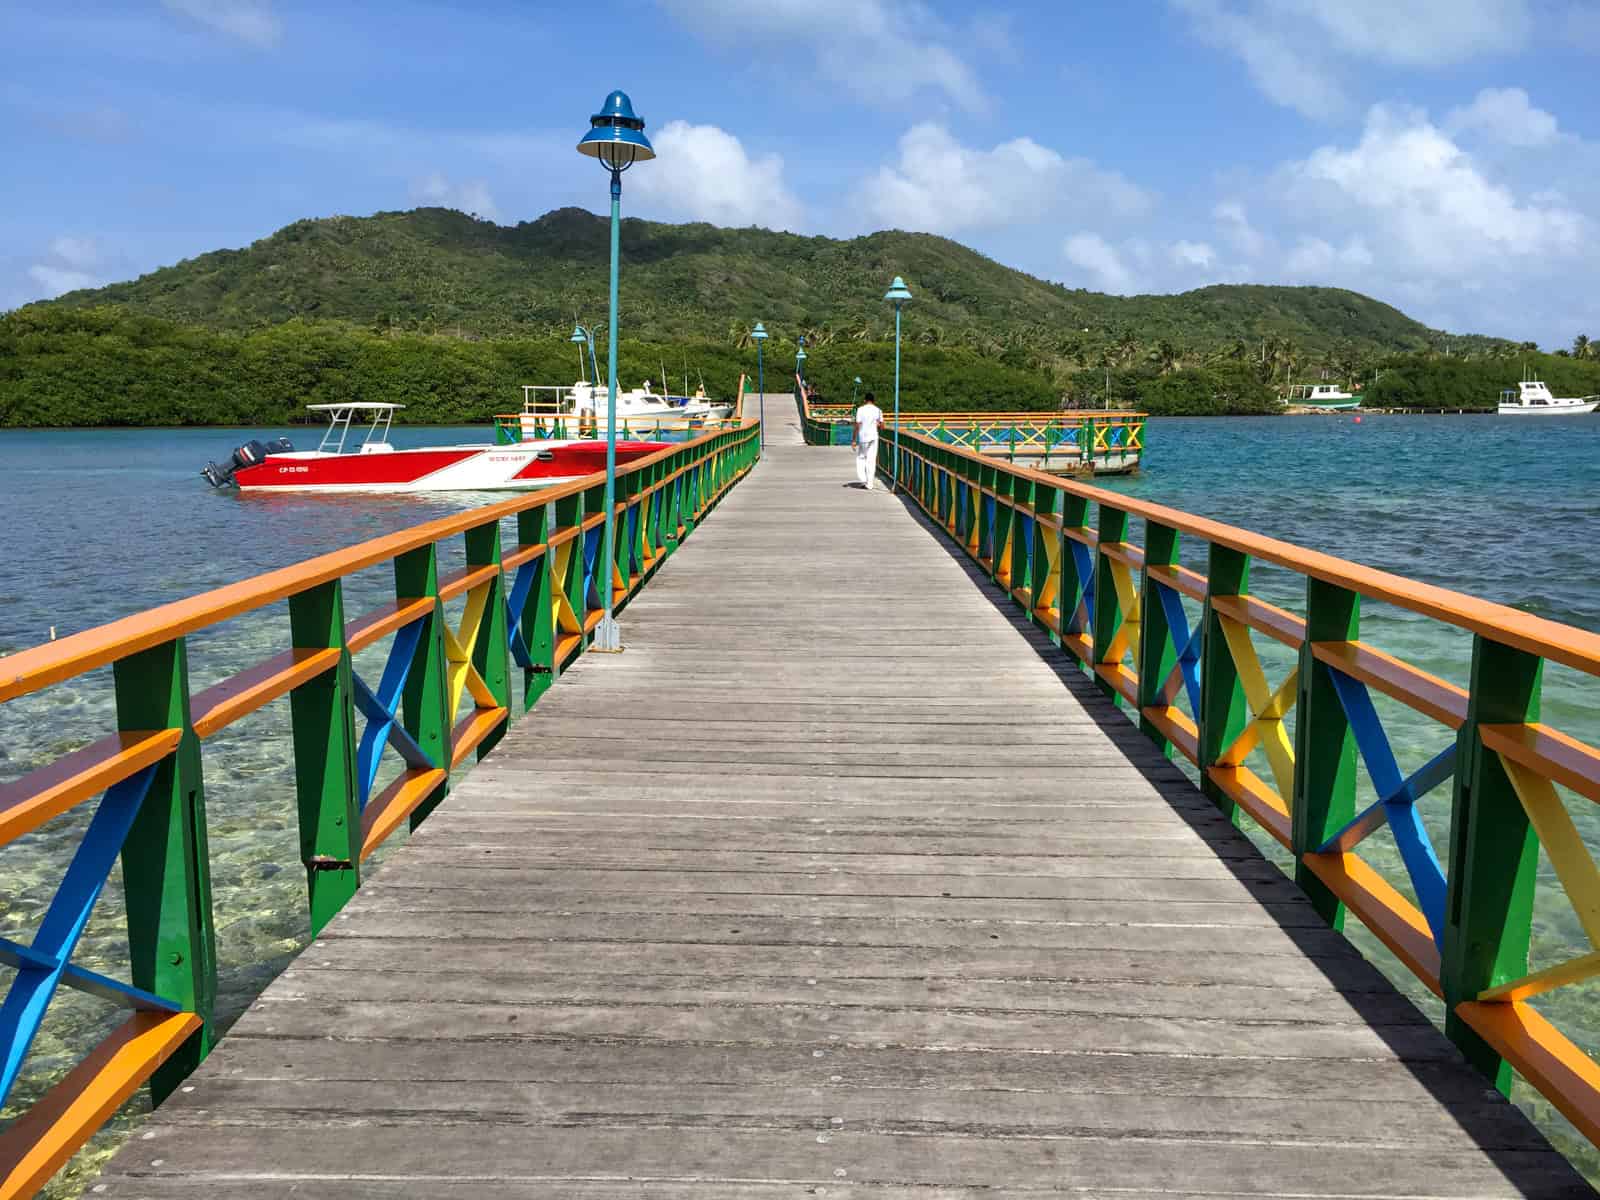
[1059,494,1092,658]
[1136,521,1180,750]
[1030,485,1060,633]
[1199,544,1252,824]
[465,521,510,760]
[555,491,586,660]
[1080,418,1092,469]
[287,581,361,934]
[1441,636,1542,1094]
[518,503,556,708]
[1292,579,1360,927]
[113,640,216,1101]
[1091,502,1130,703]
[394,544,450,831]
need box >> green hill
[12,206,1580,427]
[44,206,1476,361]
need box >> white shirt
[855,403,884,441]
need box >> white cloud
[1063,233,1136,294]
[409,173,499,221]
[23,238,106,297]
[49,237,100,269]
[658,0,988,112]
[1171,240,1217,269]
[162,0,281,47]
[1214,201,1268,257]
[1446,87,1560,147]
[860,123,1150,236]
[630,121,804,231]
[27,265,98,296]
[1172,0,1532,117]
[1283,235,1374,275]
[1283,104,1586,273]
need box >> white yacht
[1498,379,1599,415]
[516,380,715,438]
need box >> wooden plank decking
[92,417,1592,1198]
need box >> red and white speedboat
[202,403,669,494]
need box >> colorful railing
[493,413,746,444]
[797,395,1145,473]
[0,422,759,1198]
[884,428,1600,1150]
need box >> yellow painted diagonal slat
[1479,948,1600,1003]
[1217,615,1298,799]
[1503,758,1600,947]
[1102,560,1142,665]
[551,541,581,635]
[1035,530,1061,611]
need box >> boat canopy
[308,403,403,453]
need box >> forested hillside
[7,205,1594,425]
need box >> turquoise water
[2,415,1600,1189]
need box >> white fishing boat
[1283,384,1363,411]
[1497,379,1599,415]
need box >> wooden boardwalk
[94,420,1591,1197]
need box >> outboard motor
[201,437,293,488]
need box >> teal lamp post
[569,323,603,390]
[577,89,654,652]
[751,322,769,450]
[795,335,806,387]
[852,375,862,405]
[883,275,912,491]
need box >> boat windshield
[307,403,402,453]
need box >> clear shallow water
[3,415,1600,1189]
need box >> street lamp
[883,275,912,491]
[795,335,806,386]
[576,89,654,653]
[569,324,603,391]
[852,375,862,405]
[751,322,768,450]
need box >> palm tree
[1575,334,1592,361]
[1152,339,1180,375]
[732,324,752,350]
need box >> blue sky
[4,0,1598,345]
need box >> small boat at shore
[201,402,669,493]
[1498,379,1599,415]
[1283,384,1363,411]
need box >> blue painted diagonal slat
[505,560,538,669]
[1069,539,1096,633]
[1322,669,1454,946]
[582,526,602,612]
[0,939,183,1014]
[353,619,425,808]
[0,766,157,1107]
[1156,582,1203,714]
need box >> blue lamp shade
[577,90,655,168]
[751,322,768,342]
[884,275,913,302]
[796,348,807,361]
[854,376,862,384]
[569,325,587,343]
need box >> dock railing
[795,390,1145,473]
[884,426,1600,1150]
[0,421,759,1198]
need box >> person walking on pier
[853,390,884,490]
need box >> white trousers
[855,437,878,488]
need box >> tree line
[4,307,1597,427]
